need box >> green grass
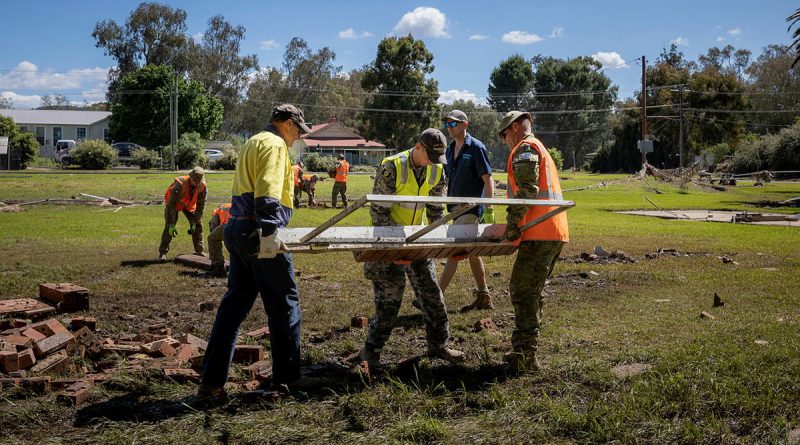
[0,170,798,444]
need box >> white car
[204,149,224,163]
[53,140,76,165]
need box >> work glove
[187,222,196,235]
[168,224,178,238]
[481,208,496,224]
[258,233,284,259]
[504,223,521,242]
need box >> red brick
[242,380,261,391]
[21,328,47,342]
[141,339,177,358]
[100,344,140,356]
[246,326,270,340]
[174,345,196,362]
[188,353,205,369]
[33,331,75,358]
[183,333,208,351]
[244,360,272,380]
[73,326,103,358]
[163,368,200,383]
[39,283,90,312]
[0,351,19,373]
[69,316,97,332]
[30,319,69,336]
[3,335,33,350]
[0,298,55,319]
[17,349,36,369]
[350,317,369,329]
[232,345,265,364]
[30,350,69,374]
[58,380,92,406]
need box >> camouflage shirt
[370,159,445,227]
[506,135,540,237]
[165,180,207,224]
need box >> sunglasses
[444,121,459,128]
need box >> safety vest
[335,160,349,182]
[506,136,569,244]
[291,165,302,186]
[381,150,443,225]
[164,176,206,213]
[212,203,232,225]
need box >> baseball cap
[498,111,532,137]
[442,109,468,123]
[337,153,345,159]
[418,128,448,164]
[189,166,205,181]
[271,104,311,134]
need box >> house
[297,116,391,165]
[0,109,111,157]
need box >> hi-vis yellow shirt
[230,128,294,235]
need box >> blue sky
[0,0,796,109]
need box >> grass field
[0,169,798,444]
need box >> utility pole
[169,91,175,170]
[174,73,179,171]
[678,84,684,168]
[641,55,648,167]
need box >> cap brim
[426,150,447,164]
[294,119,311,134]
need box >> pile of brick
[0,283,90,320]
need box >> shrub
[767,123,800,171]
[0,116,38,169]
[132,148,161,169]
[730,134,773,173]
[162,132,206,169]
[71,139,115,169]
[303,152,337,172]
[549,146,564,171]
[351,164,376,173]
[701,143,733,167]
[213,148,238,170]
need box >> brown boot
[427,346,466,363]
[460,289,494,312]
[505,349,541,373]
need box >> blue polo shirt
[444,133,492,217]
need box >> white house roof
[0,109,111,126]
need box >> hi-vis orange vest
[164,176,206,213]
[335,160,349,182]
[506,136,569,245]
[212,203,232,225]
[291,165,302,186]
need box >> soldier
[354,128,465,368]
[206,203,231,277]
[291,161,304,208]
[498,111,569,373]
[158,166,207,261]
[298,174,319,207]
[331,153,349,208]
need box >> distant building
[0,109,112,157]
[296,116,391,165]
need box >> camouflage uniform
[363,160,451,354]
[207,212,225,268]
[298,176,318,207]
[505,136,565,364]
[159,180,206,256]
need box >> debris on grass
[700,311,716,320]
[611,363,653,379]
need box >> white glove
[258,233,284,259]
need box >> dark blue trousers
[201,219,302,386]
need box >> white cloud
[468,34,488,41]
[338,28,373,39]
[1,91,41,109]
[437,89,478,105]
[393,7,449,38]
[716,36,724,42]
[191,32,203,44]
[549,27,564,38]
[0,61,108,90]
[728,27,741,37]
[502,31,543,45]
[672,36,689,46]
[591,52,629,69]
[260,39,279,50]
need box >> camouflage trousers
[363,259,450,352]
[207,219,225,267]
[159,209,204,256]
[510,240,564,354]
[331,182,347,208]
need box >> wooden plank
[175,254,229,271]
[297,195,368,243]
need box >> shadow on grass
[74,394,199,426]
[120,259,168,268]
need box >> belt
[230,215,257,221]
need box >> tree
[359,35,440,149]
[444,99,505,168]
[109,65,223,148]
[0,116,39,169]
[0,96,13,109]
[788,8,800,68]
[530,55,617,169]
[38,94,71,109]
[746,44,800,130]
[487,55,535,112]
[698,45,752,81]
[187,15,258,133]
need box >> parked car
[111,142,143,166]
[204,148,224,164]
[53,139,76,165]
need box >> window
[76,128,87,140]
[35,127,45,146]
[103,128,111,144]
[53,127,62,144]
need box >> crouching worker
[299,174,319,207]
[159,166,207,261]
[354,128,465,369]
[206,203,231,277]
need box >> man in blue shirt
[438,110,496,312]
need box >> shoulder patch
[513,151,539,163]
[381,166,392,178]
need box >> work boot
[193,383,228,408]
[460,288,494,313]
[158,254,167,262]
[351,347,381,369]
[505,350,541,374]
[205,264,226,278]
[427,346,466,363]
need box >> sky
[0,0,797,110]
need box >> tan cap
[418,128,448,164]
[271,103,311,134]
[498,111,532,137]
[442,109,468,123]
[189,166,205,181]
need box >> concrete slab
[619,210,800,227]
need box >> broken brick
[30,318,69,336]
[174,345,196,363]
[21,328,47,342]
[69,316,97,332]
[700,311,716,320]
[246,326,270,340]
[3,335,33,351]
[58,380,92,406]
[17,349,36,369]
[350,317,369,329]
[140,339,177,358]
[232,345,265,364]
[183,333,208,351]
[0,351,20,373]
[163,368,200,383]
[0,299,55,319]
[147,323,172,336]
[39,283,90,312]
[30,350,70,374]
[73,327,103,358]
[33,330,75,358]
[244,360,272,380]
